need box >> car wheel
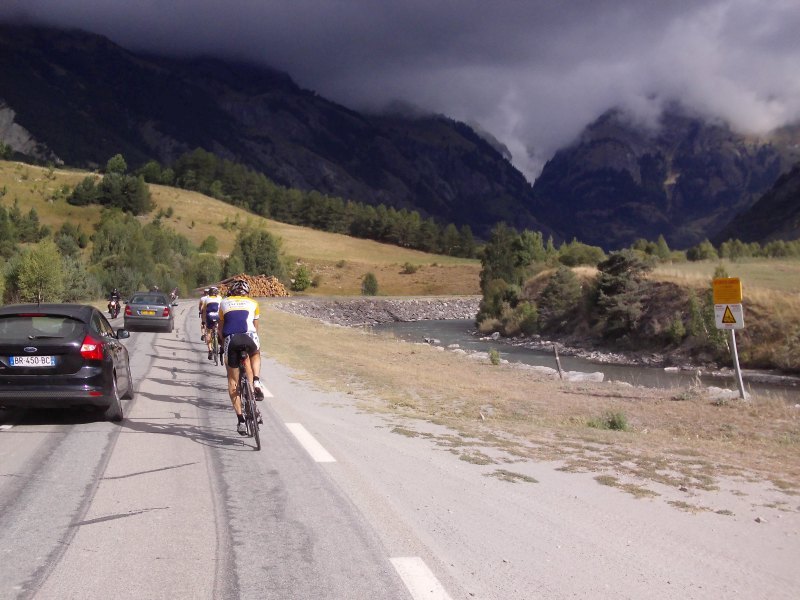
[103,376,124,422]
[121,362,135,400]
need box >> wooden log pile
[218,273,290,298]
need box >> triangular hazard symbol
[722,305,736,324]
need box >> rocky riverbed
[270,296,800,388]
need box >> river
[372,319,800,402]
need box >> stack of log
[217,274,290,298]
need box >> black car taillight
[80,334,104,360]
[125,305,132,316]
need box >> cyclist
[198,288,210,341]
[218,279,265,436]
[203,286,223,360]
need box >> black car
[0,303,134,421]
[124,292,174,332]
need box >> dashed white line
[285,423,336,462]
[390,557,452,600]
[0,424,13,431]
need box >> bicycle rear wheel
[241,376,261,451]
[212,333,219,366]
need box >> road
[1,301,798,599]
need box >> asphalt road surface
[1,301,798,599]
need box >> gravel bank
[271,296,481,327]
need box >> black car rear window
[0,315,84,342]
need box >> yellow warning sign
[715,303,744,330]
[713,278,742,304]
[721,305,736,324]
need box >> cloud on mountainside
[2,0,799,180]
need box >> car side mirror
[116,329,130,339]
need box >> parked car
[124,292,174,332]
[0,303,134,421]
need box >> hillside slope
[0,160,480,296]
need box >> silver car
[123,292,174,333]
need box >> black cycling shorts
[224,333,258,367]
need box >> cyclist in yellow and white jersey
[198,288,210,341]
[202,286,223,360]
[218,279,265,435]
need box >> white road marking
[0,424,13,431]
[390,557,452,600]
[285,423,336,463]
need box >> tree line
[136,148,477,258]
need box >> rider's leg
[226,365,243,416]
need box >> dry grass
[262,303,800,498]
[653,259,800,294]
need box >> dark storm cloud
[2,0,799,179]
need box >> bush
[588,411,629,431]
[488,348,501,365]
[537,266,583,331]
[502,301,539,336]
[361,272,378,296]
[291,265,312,291]
[401,262,419,274]
[666,314,687,345]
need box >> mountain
[713,163,800,244]
[531,106,800,250]
[0,24,549,238]
[3,24,800,251]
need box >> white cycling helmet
[229,279,250,295]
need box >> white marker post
[712,278,746,400]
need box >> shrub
[502,301,539,336]
[588,411,629,431]
[401,262,419,274]
[291,264,312,291]
[488,348,501,365]
[537,266,582,331]
[666,314,687,345]
[361,272,378,296]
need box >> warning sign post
[712,278,747,400]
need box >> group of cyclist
[198,280,265,436]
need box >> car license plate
[10,355,56,367]
[141,310,156,315]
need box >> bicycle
[208,322,223,366]
[237,349,261,451]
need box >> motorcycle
[108,299,120,319]
[170,291,179,306]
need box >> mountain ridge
[0,23,551,238]
[530,105,800,249]
[2,23,800,249]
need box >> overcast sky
[2,0,799,180]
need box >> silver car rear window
[0,315,84,342]
[131,295,166,304]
